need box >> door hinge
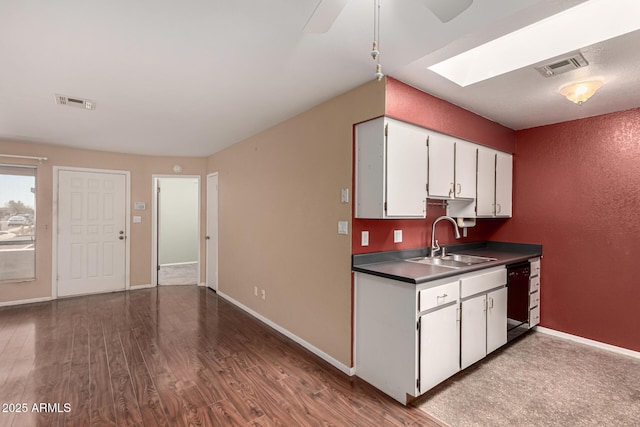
[417,317,421,330]
[384,202,387,211]
[417,379,420,389]
[426,136,429,147]
[384,123,388,137]
[426,183,429,192]
[157,265,161,271]
[157,186,161,193]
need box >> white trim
[52,166,131,299]
[205,172,219,292]
[159,261,198,267]
[198,282,207,287]
[0,296,53,307]
[151,175,201,287]
[217,291,355,376]
[536,326,640,360]
[130,284,155,290]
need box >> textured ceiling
[1,0,638,157]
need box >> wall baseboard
[217,291,355,376]
[0,296,53,307]
[536,326,640,360]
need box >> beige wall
[0,140,207,303]
[206,80,385,367]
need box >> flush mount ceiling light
[428,0,640,87]
[559,80,604,105]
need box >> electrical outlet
[261,289,266,300]
[361,231,369,246]
[394,229,403,243]
[254,286,258,297]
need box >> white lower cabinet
[419,303,460,393]
[460,268,508,369]
[487,287,508,353]
[461,294,488,369]
[355,265,507,405]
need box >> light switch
[341,188,349,203]
[133,216,142,224]
[393,229,402,243]
[361,231,369,246]
[338,221,348,235]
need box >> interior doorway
[152,176,200,286]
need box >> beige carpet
[415,332,640,427]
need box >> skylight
[428,0,640,87]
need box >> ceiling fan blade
[303,0,349,33]
[422,0,473,23]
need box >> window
[0,165,36,282]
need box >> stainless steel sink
[406,253,497,269]
[445,254,497,264]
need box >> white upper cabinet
[477,148,497,217]
[355,117,428,218]
[427,132,455,198]
[495,152,513,217]
[477,147,513,218]
[427,134,477,200]
[455,141,477,199]
[355,116,512,219]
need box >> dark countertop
[352,241,542,285]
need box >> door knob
[119,236,125,240]
[206,236,210,240]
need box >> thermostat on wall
[134,202,146,210]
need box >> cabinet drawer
[529,290,540,308]
[460,268,507,298]
[530,276,540,293]
[419,281,459,312]
[530,258,541,277]
[530,305,540,327]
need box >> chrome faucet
[430,215,461,258]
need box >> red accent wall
[491,107,640,352]
[385,77,516,153]
[352,78,516,255]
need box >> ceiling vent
[535,53,589,78]
[54,94,96,110]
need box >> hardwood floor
[0,287,442,426]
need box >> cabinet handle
[449,183,454,197]
[436,293,448,304]
[488,297,494,309]
[497,203,502,214]
[456,183,461,195]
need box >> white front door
[57,169,127,297]
[206,173,218,291]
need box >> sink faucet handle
[441,246,447,256]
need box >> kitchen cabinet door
[461,294,487,369]
[386,120,429,217]
[355,117,428,218]
[495,152,513,217]
[455,141,477,199]
[476,148,496,217]
[419,303,460,393]
[486,287,508,354]
[427,133,455,198]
